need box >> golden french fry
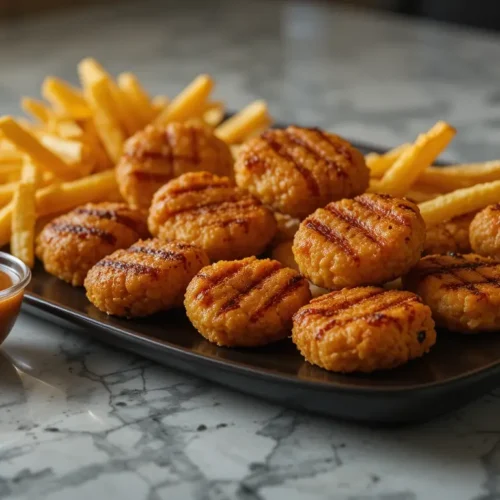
[419,179,500,226]
[404,189,441,203]
[418,160,500,193]
[151,95,169,116]
[118,72,155,126]
[21,98,52,124]
[377,121,456,196]
[0,163,21,184]
[0,116,73,180]
[365,143,411,178]
[0,182,17,207]
[203,101,225,128]
[84,78,125,163]
[79,119,113,172]
[10,161,39,267]
[50,119,84,139]
[42,77,90,119]
[36,133,83,165]
[155,74,214,125]
[215,100,272,144]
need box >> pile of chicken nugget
[3,58,500,374]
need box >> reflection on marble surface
[1,0,500,497]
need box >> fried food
[116,122,234,209]
[235,126,369,219]
[418,180,500,227]
[403,253,500,333]
[148,171,277,261]
[85,239,209,317]
[423,212,474,255]
[184,257,311,347]
[365,143,410,178]
[292,287,436,373]
[293,193,426,289]
[36,202,149,286]
[469,204,500,259]
[376,121,455,196]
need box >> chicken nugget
[185,257,311,347]
[470,204,500,259]
[148,171,277,261]
[116,122,233,209]
[36,202,149,286]
[85,239,209,317]
[404,253,500,333]
[234,126,369,219]
[424,212,474,255]
[292,287,436,373]
[293,193,426,289]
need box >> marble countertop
[2,0,500,498]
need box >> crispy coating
[424,212,474,255]
[234,126,369,219]
[185,257,311,347]
[292,287,436,373]
[293,193,426,289]
[470,204,500,259]
[148,171,277,261]
[85,239,209,317]
[116,122,233,209]
[403,253,500,333]
[36,202,149,286]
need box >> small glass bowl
[0,252,31,345]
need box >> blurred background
[1,0,500,30]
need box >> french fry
[154,74,214,125]
[118,72,156,126]
[418,160,500,193]
[42,77,90,119]
[83,77,125,163]
[365,143,410,178]
[21,98,52,124]
[376,121,455,196]
[0,116,73,180]
[404,189,440,203]
[50,119,84,139]
[203,101,225,128]
[10,160,39,267]
[79,119,113,172]
[151,95,169,117]
[418,180,500,227]
[37,133,84,165]
[0,182,17,207]
[215,100,272,144]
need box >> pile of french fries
[0,58,272,267]
[367,121,500,227]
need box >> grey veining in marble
[1,0,500,498]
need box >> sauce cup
[0,252,31,345]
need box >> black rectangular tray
[21,140,500,424]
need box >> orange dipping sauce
[0,268,24,344]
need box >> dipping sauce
[0,267,24,344]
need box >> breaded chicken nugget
[470,204,500,259]
[148,171,277,261]
[292,287,436,373]
[85,239,209,317]
[185,257,311,347]
[293,193,426,289]
[424,212,474,255]
[234,126,369,219]
[116,122,233,209]
[36,202,149,286]
[404,253,500,333]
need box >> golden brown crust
[292,287,436,373]
[424,212,474,255]
[292,193,426,289]
[116,122,234,209]
[85,238,209,317]
[148,171,277,261]
[36,202,149,286]
[470,204,500,259]
[185,257,311,347]
[403,253,500,333]
[234,126,369,219]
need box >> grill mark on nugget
[96,259,158,276]
[304,218,359,262]
[127,245,187,266]
[196,262,247,305]
[217,262,283,316]
[305,127,351,172]
[355,194,411,227]
[294,289,387,323]
[262,131,320,196]
[169,182,230,195]
[167,197,257,218]
[324,203,382,247]
[74,208,141,233]
[250,275,306,322]
[419,260,500,277]
[49,223,117,245]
